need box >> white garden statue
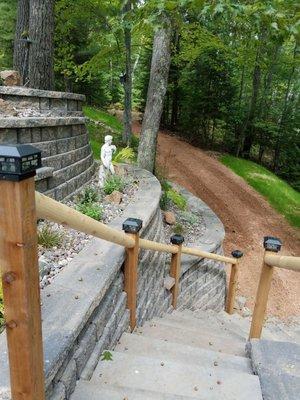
[99,135,117,188]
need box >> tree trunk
[137,17,172,172]
[28,0,55,90]
[122,0,132,145]
[273,43,298,173]
[170,31,180,128]
[237,43,262,158]
[13,0,30,85]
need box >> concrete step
[71,381,195,400]
[162,312,247,340]
[137,319,247,357]
[90,351,263,400]
[189,309,296,343]
[116,332,252,373]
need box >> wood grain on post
[124,233,139,331]
[122,218,142,332]
[226,264,239,314]
[0,178,45,400]
[169,235,184,309]
[249,252,274,339]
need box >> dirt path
[133,123,300,318]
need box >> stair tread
[137,320,247,357]
[71,381,196,400]
[157,314,247,340]
[90,351,262,400]
[116,332,252,373]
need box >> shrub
[173,223,185,235]
[167,189,187,210]
[160,191,169,210]
[77,187,99,205]
[38,225,64,248]
[179,210,198,225]
[103,175,125,195]
[113,147,135,164]
[77,202,103,221]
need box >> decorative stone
[0,99,18,116]
[105,190,122,204]
[164,276,175,290]
[0,70,21,86]
[236,296,247,310]
[99,135,117,188]
[164,211,176,225]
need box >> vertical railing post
[170,234,184,309]
[122,218,142,331]
[0,144,45,400]
[226,250,243,314]
[249,236,282,339]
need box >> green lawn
[83,106,138,160]
[221,155,300,228]
[83,106,123,132]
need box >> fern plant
[113,147,135,164]
[76,202,103,221]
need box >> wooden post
[170,235,184,309]
[249,252,274,339]
[226,250,243,315]
[122,218,142,331]
[0,177,45,400]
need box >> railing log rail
[249,242,300,339]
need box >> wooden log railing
[249,246,300,339]
[1,178,241,400]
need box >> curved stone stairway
[71,310,299,400]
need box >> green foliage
[103,175,125,195]
[101,350,113,361]
[76,202,103,221]
[166,189,187,211]
[113,147,135,164]
[77,187,99,205]
[38,225,64,249]
[0,0,17,70]
[83,106,123,132]
[221,155,300,228]
[173,222,185,235]
[179,210,198,225]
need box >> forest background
[0,0,299,190]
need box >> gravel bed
[163,204,206,246]
[38,172,138,288]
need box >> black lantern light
[122,218,143,234]
[263,236,282,253]
[0,144,42,181]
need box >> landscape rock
[0,99,18,116]
[0,70,21,86]
[164,211,176,225]
[105,190,123,204]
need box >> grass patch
[83,106,123,132]
[83,106,139,160]
[38,225,64,248]
[221,155,300,228]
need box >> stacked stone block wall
[0,87,95,200]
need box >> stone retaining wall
[0,166,226,400]
[0,87,95,200]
